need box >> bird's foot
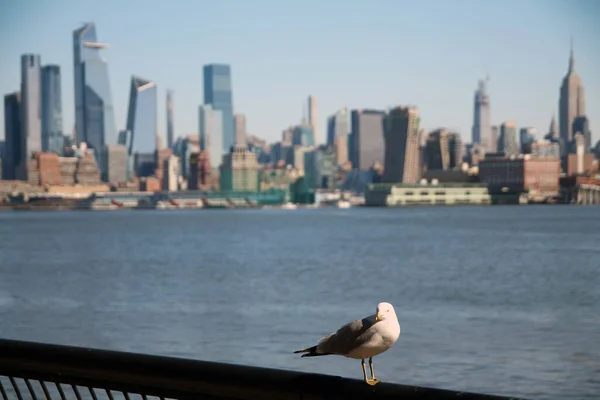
[365,378,381,386]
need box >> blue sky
[1,0,599,145]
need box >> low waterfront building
[478,155,560,203]
[365,182,491,206]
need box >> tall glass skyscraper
[126,76,158,156]
[73,23,116,151]
[203,64,234,152]
[198,104,223,169]
[41,65,63,154]
[19,54,42,180]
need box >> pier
[561,176,600,205]
[0,339,525,400]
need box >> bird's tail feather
[293,345,331,357]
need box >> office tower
[203,64,234,151]
[349,109,385,170]
[472,77,491,151]
[489,125,499,153]
[101,144,128,183]
[304,147,337,189]
[166,90,174,149]
[234,113,247,147]
[426,129,463,171]
[572,115,591,151]
[3,92,21,180]
[559,41,585,144]
[41,65,63,154]
[163,155,180,191]
[327,108,350,166]
[498,121,519,156]
[546,115,558,140]
[327,108,350,146]
[172,135,200,180]
[292,125,314,146]
[220,146,259,192]
[382,106,421,183]
[17,54,42,180]
[281,128,293,145]
[519,127,537,153]
[199,104,223,170]
[308,95,318,144]
[188,151,211,190]
[117,129,131,150]
[73,23,116,150]
[126,76,157,156]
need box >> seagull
[294,302,401,385]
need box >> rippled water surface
[0,206,599,399]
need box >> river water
[0,206,598,399]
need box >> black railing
[0,339,524,400]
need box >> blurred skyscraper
[166,90,174,149]
[199,104,223,170]
[498,121,519,157]
[3,92,21,180]
[425,129,463,171]
[234,113,247,147]
[382,106,421,183]
[490,125,499,153]
[203,64,234,152]
[73,23,116,150]
[308,95,318,144]
[292,125,314,146]
[349,109,385,170]
[41,65,63,154]
[546,116,559,141]
[572,115,591,151]
[327,108,350,165]
[519,127,537,153]
[559,42,585,145]
[472,77,491,151]
[126,76,158,156]
[327,108,350,145]
[18,54,42,180]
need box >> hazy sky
[1,0,599,145]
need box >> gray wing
[317,315,377,355]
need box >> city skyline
[1,0,599,146]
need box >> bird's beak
[376,312,383,321]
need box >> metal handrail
[0,338,524,400]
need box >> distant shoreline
[0,203,580,212]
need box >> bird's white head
[375,302,396,322]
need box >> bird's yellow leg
[361,359,369,383]
[368,357,381,385]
